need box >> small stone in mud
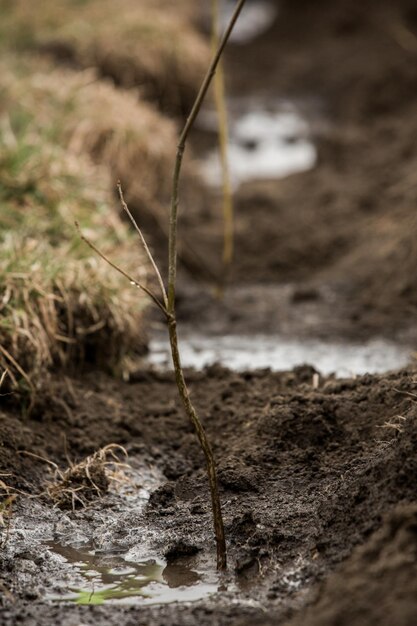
[235,548,260,577]
[165,540,200,561]
[148,482,176,509]
[291,286,320,303]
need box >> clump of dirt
[286,504,417,626]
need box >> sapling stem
[167,317,227,568]
[77,0,246,571]
[166,0,246,571]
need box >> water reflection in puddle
[148,334,412,377]
[46,542,220,605]
[201,106,317,189]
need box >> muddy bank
[1,364,417,624]
[285,503,417,626]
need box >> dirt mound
[286,504,417,626]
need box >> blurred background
[1,0,417,386]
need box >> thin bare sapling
[77,0,247,570]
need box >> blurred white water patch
[219,0,279,43]
[148,334,412,378]
[200,106,317,189]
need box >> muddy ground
[2,0,417,624]
[1,366,417,625]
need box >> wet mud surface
[1,365,417,625]
[2,0,417,624]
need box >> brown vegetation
[0,0,210,114]
[0,59,159,391]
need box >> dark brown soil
[286,503,417,626]
[1,365,417,625]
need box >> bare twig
[117,182,168,307]
[75,221,169,317]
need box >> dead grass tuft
[1,0,210,114]
[45,444,129,510]
[0,62,151,391]
[0,57,180,209]
[0,4,207,393]
[0,476,16,546]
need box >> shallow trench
[3,1,417,623]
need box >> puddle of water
[7,459,164,548]
[110,458,163,509]
[201,106,316,189]
[220,0,279,43]
[148,334,413,377]
[46,541,220,606]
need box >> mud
[1,365,417,625]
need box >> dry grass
[0,476,16,547]
[0,0,210,114]
[0,57,180,214]
[0,63,152,392]
[45,444,129,510]
[0,2,208,394]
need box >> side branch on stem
[117,182,168,308]
[75,221,169,318]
